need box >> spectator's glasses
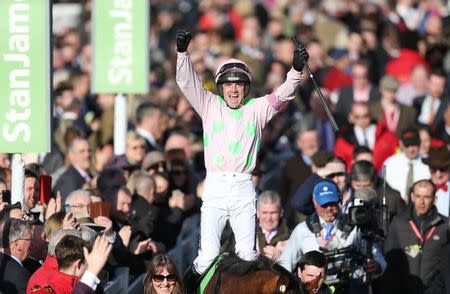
[148,162,167,172]
[431,167,448,173]
[153,274,177,283]
[217,62,250,76]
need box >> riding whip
[291,36,340,132]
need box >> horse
[201,254,302,294]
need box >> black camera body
[348,198,378,232]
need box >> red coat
[27,254,80,294]
[47,269,80,294]
[27,255,58,294]
[334,122,398,172]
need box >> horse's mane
[216,252,281,275]
[214,253,301,293]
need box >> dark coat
[278,153,312,227]
[413,95,449,129]
[335,85,381,126]
[373,177,407,219]
[130,194,156,239]
[256,219,291,255]
[53,165,88,202]
[384,207,449,294]
[0,252,30,294]
[22,257,41,275]
[425,243,450,294]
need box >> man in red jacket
[334,102,398,172]
[27,229,81,294]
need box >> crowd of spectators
[1,0,450,293]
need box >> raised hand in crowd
[44,191,62,220]
[118,225,132,247]
[83,234,113,276]
[63,212,80,230]
[94,216,113,236]
[169,190,195,211]
[0,201,7,211]
[130,237,158,255]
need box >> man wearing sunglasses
[422,146,450,216]
[175,30,309,292]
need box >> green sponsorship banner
[92,0,149,94]
[0,0,51,153]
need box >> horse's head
[273,263,302,294]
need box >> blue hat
[313,179,340,206]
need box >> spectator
[370,75,417,137]
[296,250,331,294]
[49,235,87,292]
[142,151,167,175]
[108,131,147,174]
[349,160,406,220]
[135,102,164,152]
[23,221,47,275]
[413,68,449,129]
[396,64,428,107]
[64,189,91,215]
[256,191,290,261]
[0,154,11,169]
[143,253,184,294]
[22,169,40,220]
[417,123,432,157]
[352,145,374,165]
[0,219,32,294]
[27,229,82,294]
[334,101,398,172]
[335,60,380,126]
[279,179,385,292]
[278,125,317,226]
[384,179,448,294]
[131,171,157,239]
[53,137,92,201]
[422,146,450,216]
[383,128,431,202]
[291,157,348,217]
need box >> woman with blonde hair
[144,254,184,294]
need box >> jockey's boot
[183,264,202,294]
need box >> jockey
[175,30,309,292]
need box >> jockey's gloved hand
[292,37,309,72]
[176,30,192,53]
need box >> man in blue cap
[278,179,386,293]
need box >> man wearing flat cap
[383,127,431,203]
[422,146,450,216]
[369,75,417,138]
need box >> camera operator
[346,160,406,221]
[279,179,386,293]
[295,250,331,294]
[384,179,449,294]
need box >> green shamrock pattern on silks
[245,122,257,137]
[212,154,224,167]
[228,140,242,155]
[203,133,209,147]
[229,108,243,120]
[213,120,224,134]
